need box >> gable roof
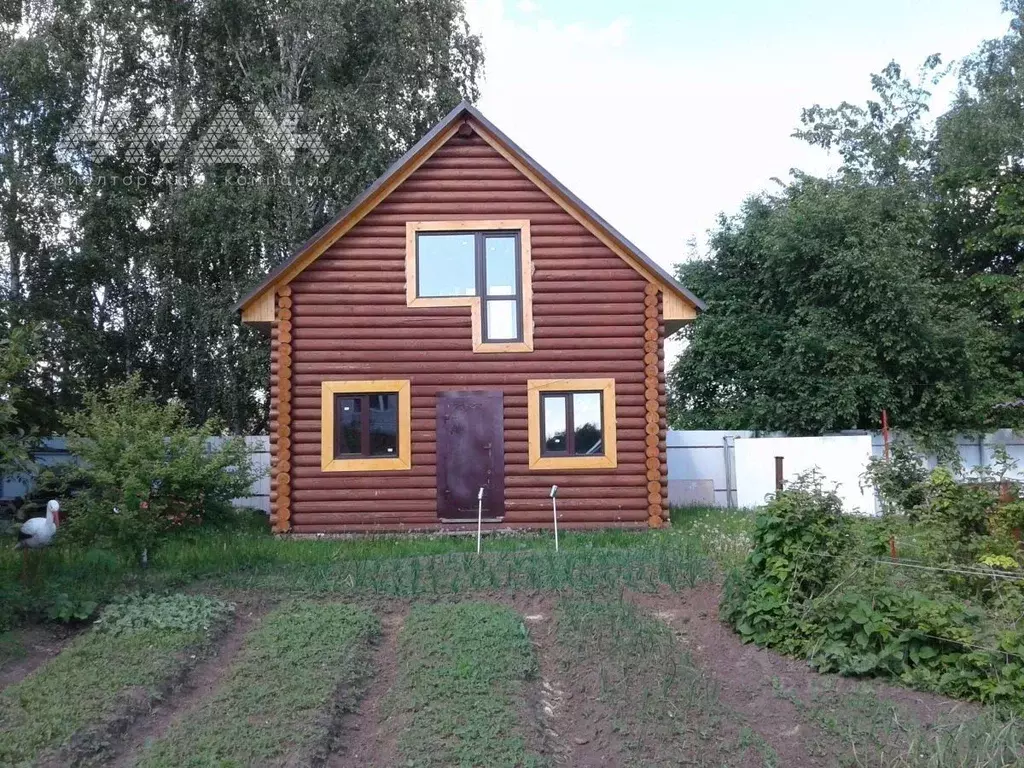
[234,101,705,316]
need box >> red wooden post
[881,409,890,461]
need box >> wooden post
[775,456,784,491]
[881,409,890,461]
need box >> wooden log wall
[272,287,293,532]
[282,127,662,533]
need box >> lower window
[528,378,617,470]
[321,380,411,472]
[541,391,604,456]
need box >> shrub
[725,466,1024,713]
[722,471,845,654]
[62,376,259,563]
[916,467,998,563]
[860,443,928,515]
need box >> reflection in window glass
[573,392,603,455]
[417,233,476,297]
[336,396,361,456]
[368,393,398,456]
[543,395,567,453]
[486,299,519,341]
[485,237,517,296]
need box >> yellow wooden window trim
[405,219,534,353]
[320,380,412,472]
[527,378,617,470]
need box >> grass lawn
[137,601,379,767]
[0,508,1020,766]
[0,594,233,765]
[390,602,542,767]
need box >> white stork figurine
[16,500,60,577]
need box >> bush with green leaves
[722,471,846,655]
[725,467,1024,713]
[860,443,929,515]
[62,376,259,562]
[95,593,234,636]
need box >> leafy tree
[670,177,1006,434]
[1,0,483,432]
[672,6,1024,434]
[0,326,38,475]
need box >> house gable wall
[272,129,666,532]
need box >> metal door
[436,391,504,519]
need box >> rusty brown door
[436,391,505,520]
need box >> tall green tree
[1,0,483,432]
[671,5,1024,435]
[671,177,1006,434]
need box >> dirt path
[327,607,407,768]
[0,626,75,692]
[107,604,266,767]
[520,599,623,767]
[633,584,977,767]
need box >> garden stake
[476,487,484,555]
[550,485,559,552]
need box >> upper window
[321,380,411,472]
[416,230,522,343]
[541,391,604,456]
[406,221,533,353]
[527,378,618,470]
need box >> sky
[465,0,1012,277]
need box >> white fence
[1,436,272,513]
[667,429,1024,514]
[9,431,1024,518]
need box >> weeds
[555,596,753,766]
[136,601,379,767]
[391,602,543,767]
[0,594,232,764]
[776,681,1024,767]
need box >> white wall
[733,434,875,514]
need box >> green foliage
[62,376,259,560]
[1,0,483,432]
[671,13,1024,433]
[722,472,845,654]
[392,602,542,768]
[725,465,1024,713]
[95,593,234,637]
[137,601,378,767]
[670,176,1001,434]
[0,325,38,476]
[860,444,929,514]
[0,594,227,764]
[915,468,998,561]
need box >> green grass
[136,601,379,767]
[0,595,231,765]
[0,512,723,629]
[0,629,29,668]
[391,602,544,767]
[672,506,756,572]
[775,680,1024,767]
[555,596,760,767]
